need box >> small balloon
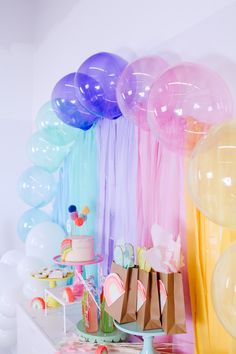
[0,250,24,267]
[36,101,78,145]
[212,241,236,338]
[116,56,169,130]
[148,62,233,153]
[17,208,51,242]
[51,73,98,130]
[27,131,68,172]
[75,52,128,119]
[17,166,55,208]
[25,222,65,266]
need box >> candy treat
[63,287,75,303]
[48,269,66,278]
[31,297,46,310]
[95,345,108,354]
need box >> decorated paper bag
[137,269,161,330]
[159,272,186,334]
[104,261,138,323]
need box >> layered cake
[61,235,94,262]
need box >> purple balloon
[74,52,128,120]
[51,73,98,130]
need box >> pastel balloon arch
[0,51,235,352]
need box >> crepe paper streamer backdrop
[96,117,137,274]
[136,129,194,353]
[53,127,98,278]
[186,190,236,353]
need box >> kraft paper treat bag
[137,269,161,330]
[105,261,138,324]
[159,272,186,334]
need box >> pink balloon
[147,62,233,153]
[116,56,169,131]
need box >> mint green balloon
[36,102,78,146]
[27,131,68,172]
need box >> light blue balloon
[18,166,56,207]
[17,208,51,242]
[36,102,78,146]
[27,131,68,172]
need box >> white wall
[1,0,236,255]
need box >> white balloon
[25,221,65,265]
[0,249,24,267]
[0,328,16,348]
[0,290,18,317]
[22,278,47,299]
[0,264,20,290]
[17,256,45,282]
[0,312,16,330]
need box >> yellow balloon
[212,241,236,338]
[189,119,236,229]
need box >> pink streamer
[137,128,194,353]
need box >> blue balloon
[51,73,98,130]
[27,131,68,172]
[18,166,56,207]
[74,52,128,119]
[17,208,51,242]
[36,102,78,146]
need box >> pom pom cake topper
[68,204,90,229]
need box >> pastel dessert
[32,267,69,279]
[31,297,46,310]
[63,287,75,303]
[61,236,94,262]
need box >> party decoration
[25,221,65,265]
[159,280,168,313]
[148,62,233,153]
[75,52,128,119]
[62,287,74,303]
[189,119,236,228]
[0,249,24,267]
[36,101,78,146]
[137,247,151,272]
[17,208,51,242]
[68,204,89,228]
[17,256,45,282]
[27,131,68,172]
[116,56,169,130]
[212,241,236,338]
[103,273,125,307]
[17,166,55,208]
[113,243,134,268]
[0,328,16,348]
[51,72,98,130]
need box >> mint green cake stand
[114,321,164,354]
[76,320,127,344]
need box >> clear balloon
[27,131,68,173]
[0,289,18,317]
[36,101,78,145]
[0,328,16,348]
[17,208,51,242]
[17,166,55,208]
[0,250,24,267]
[75,52,128,119]
[116,56,169,130]
[189,119,236,228]
[0,312,16,331]
[148,62,233,153]
[17,256,45,282]
[212,241,236,338]
[0,264,20,290]
[25,222,65,266]
[51,73,98,130]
